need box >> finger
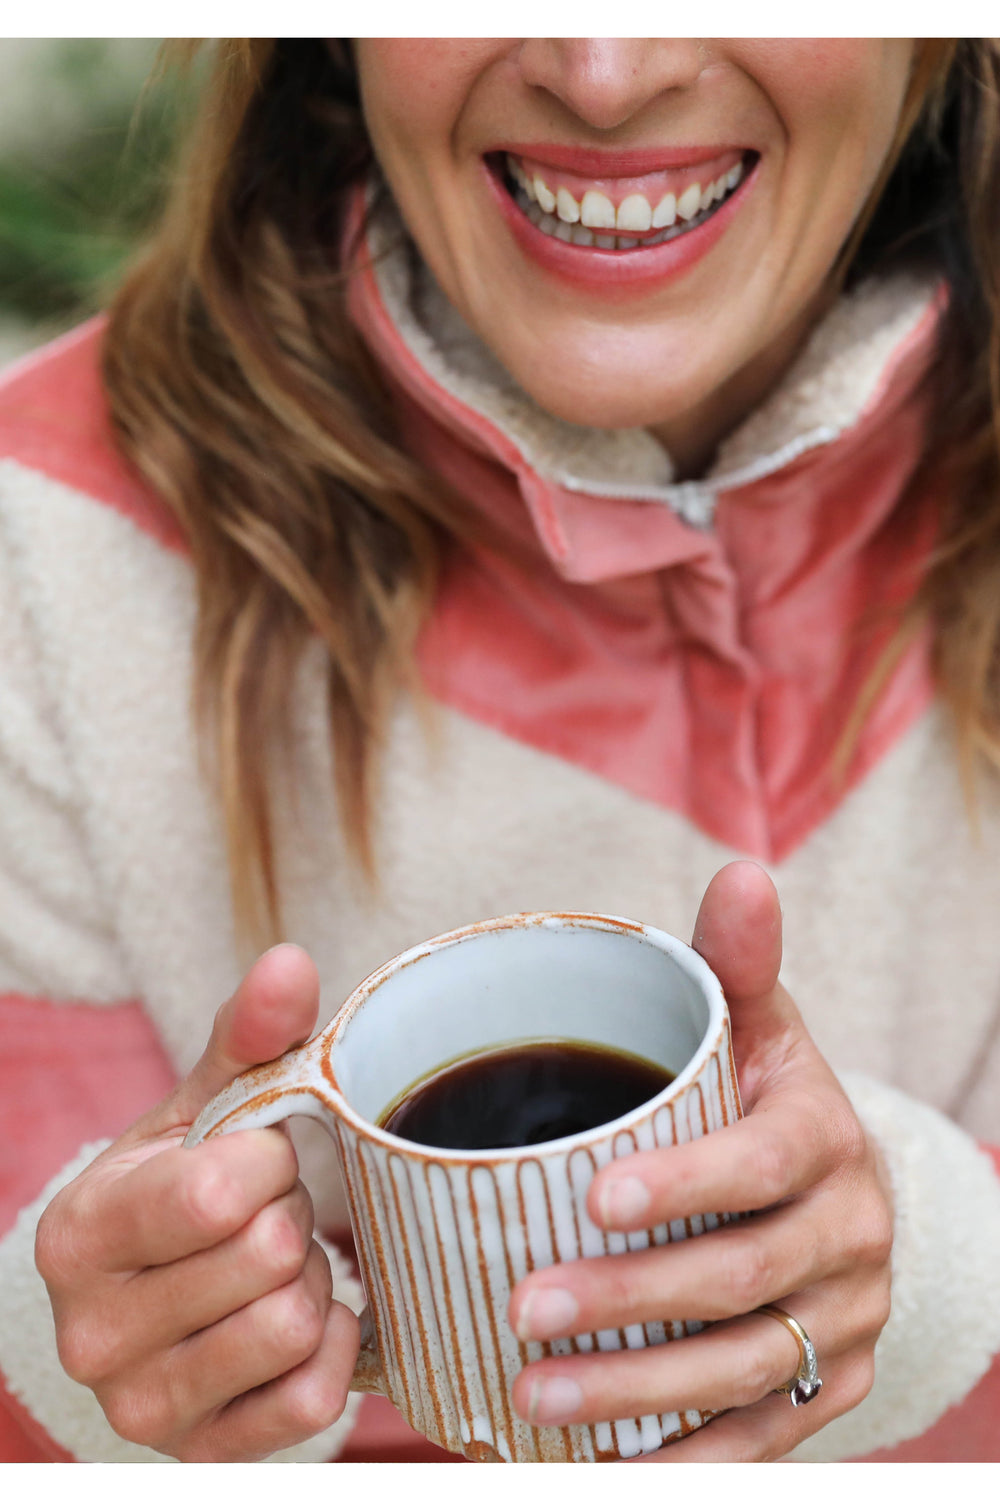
[163,1239,336,1424]
[691,861,783,1016]
[511,1190,875,1338]
[585,1094,839,1232]
[94,1182,316,1363]
[634,1348,874,1463]
[181,1300,362,1462]
[150,944,321,1137]
[93,1241,340,1455]
[511,1300,860,1431]
[64,1129,300,1275]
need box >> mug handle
[184,1039,385,1397]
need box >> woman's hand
[34,945,361,1462]
[507,861,894,1462]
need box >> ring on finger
[754,1304,823,1407]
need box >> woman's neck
[650,280,839,480]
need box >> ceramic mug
[185,911,742,1462]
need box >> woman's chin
[506,372,697,437]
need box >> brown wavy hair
[102,39,1000,947]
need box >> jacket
[1,200,998,1461]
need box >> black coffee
[378,1039,674,1150]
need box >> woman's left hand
[507,860,894,1462]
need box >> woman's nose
[515,39,706,132]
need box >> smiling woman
[1,37,1000,1467]
[353,39,919,465]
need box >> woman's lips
[483,149,758,294]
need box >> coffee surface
[378,1038,674,1150]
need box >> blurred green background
[0,38,181,365]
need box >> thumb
[160,943,321,1132]
[691,861,786,1043]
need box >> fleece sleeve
[0,480,363,1460]
[787,1070,1000,1462]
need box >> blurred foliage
[0,40,190,327]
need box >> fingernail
[527,1374,583,1424]
[515,1287,579,1341]
[597,1174,651,1228]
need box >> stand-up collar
[346,192,944,862]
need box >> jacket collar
[347,189,943,579]
[345,191,944,863]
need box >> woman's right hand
[34,945,361,1461]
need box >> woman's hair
[104,40,471,944]
[102,39,1000,947]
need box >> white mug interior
[328,914,719,1145]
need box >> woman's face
[353,39,915,471]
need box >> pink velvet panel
[0,991,178,1239]
[347,238,943,866]
[0,319,187,555]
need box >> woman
[0,38,999,1464]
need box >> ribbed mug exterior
[334,1037,740,1462]
[187,912,742,1463]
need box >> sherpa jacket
[1,202,999,1463]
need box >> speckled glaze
[186,912,742,1462]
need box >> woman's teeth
[505,154,745,251]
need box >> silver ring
[755,1304,823,1407]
